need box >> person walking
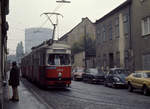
[9,61,20,101]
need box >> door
[109,53,114,68]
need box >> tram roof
[31,40,70,52]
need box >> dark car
[104,68,130,88]
[82,68,105,84]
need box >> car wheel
[73,76,76,81]
[104,81,107,87]
[143,86,149,96]
[128,83,133,92]
[112,83,117,88]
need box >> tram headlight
[58,72,62,77]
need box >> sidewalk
[3,80,49,109]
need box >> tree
[71,35,95,55]
[16,41,24,63]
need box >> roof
[59,17,94,41]
[95,0,131,24]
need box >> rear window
[144,72,150,78]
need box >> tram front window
[48,54,70,65]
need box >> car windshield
[144,72,150,78]
[89,69,103,75]
[48,54,70,65]
[77,69,84,72]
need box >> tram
[21,41,72,87]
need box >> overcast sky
[7,0,126,54]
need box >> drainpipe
[129,2,134,71]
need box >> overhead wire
[8,2,64,54]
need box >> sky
[7,0,126,55]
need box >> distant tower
[16,41,24,63]
[25,28,52,53]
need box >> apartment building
[96,0,132,71]
[130,0,150,70]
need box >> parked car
[126,71,150,96]
[82,68,105,84]
[104,68,130,88]
[72,68,85,81]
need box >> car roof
[135,70,150,73]
[110,68,125,70]
[87,68,98,70]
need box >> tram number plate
[57,69,63,72]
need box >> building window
[125,50,129,58]
[96,29,101,44]
[102,26,106,42]
[103,54,107,70]
[115,17,119,38]
[123,14,129,37]
[125,50,129,69]
[142,54,150,70]
[141,16,150,36]
[108,23,113,40]
[116,51,120,67]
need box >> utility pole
[40,12,63,44]
[84,24,87,69]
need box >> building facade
[96,0,150,71]
[59,17,96,68]
[0,0,9,108]
[130,0,150,70]
[96,0,132,71]
[25,28,52,53]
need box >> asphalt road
[22,79,150,109]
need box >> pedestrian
[8,61,20,102]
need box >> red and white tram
[21,41,72,87]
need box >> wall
[131,0,150,70]
[96,2,131,70]
[59,18,96,68]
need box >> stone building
[0,0,9,108]
[59,17,96,68]
[96,0,150,71]
[130,0,150,70]
[96,0,132,71]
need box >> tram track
[21,79,150,109]
[55,89,137,108]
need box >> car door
[83,69,90,81]
[107,70,113,85]
[135,73,143,88]
[133,73,143,88]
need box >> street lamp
[56,0,71,3]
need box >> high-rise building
[25,28,52,53]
